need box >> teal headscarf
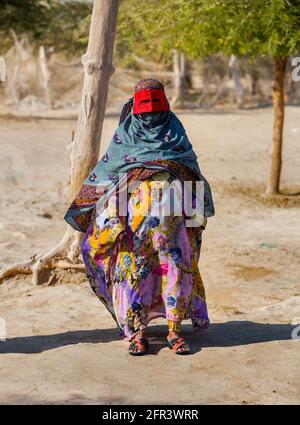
[85,108,201,187]
[64,103,215,231]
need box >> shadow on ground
[0,321,294,355]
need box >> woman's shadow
[0,321,295,355]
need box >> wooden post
[7,30,23,107]
[39,45,52,109]
[266,57,287,195]
[228,54,244,108]
[70,0,120,200]
[171,50,186,108]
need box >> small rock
[38,212,53,219]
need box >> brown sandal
[129,337,149,356]
[167,337,191,355]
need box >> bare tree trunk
[196,86,208,108]
[266,57,287,195]
[171,50,186,108]
[229,54,244,108]
[7,30,23,107]
[250,69,259,96]
[207,76,228,108]
[39,45,52,109]
[0,0,120,285]
[70,0,119,199]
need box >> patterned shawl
[64,102,214,232]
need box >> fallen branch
[0,228,83,284]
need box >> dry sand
[0,107,299,404]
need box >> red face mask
[133,88,169,114]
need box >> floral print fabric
[81,171,209,340]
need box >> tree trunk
[266,57,287,195]
[171,50,186,108]
[250,69,259,96]
[70,0,119,200]
[7,30,23,107]
[208,76,228,108]
[66,0,120,262]
[228,54,244,108]
[39,45,52,109]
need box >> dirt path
[0,107,299,404]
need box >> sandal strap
[168,337,190,351]
[129,337,149,352]
[168,336,183,346]
[138,337,149,346]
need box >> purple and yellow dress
[65,101,214,341]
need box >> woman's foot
[128,332,149,356]
[167,331,191,355]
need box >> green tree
[189,0,300,195]
[0,0,92,107]
[117,0,300,195]
[0,0,92,55]
[0,0,51,53]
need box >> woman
[65,79,214,355]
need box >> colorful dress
[81,169,209,340]
[64,100,214,341]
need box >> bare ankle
[168,330,179,339]
[167,320,181,338]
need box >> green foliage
[1,0,299,62]
[116,0,191,62]
[196,0,300,58]
[0,0,49,35]
[0,0,51,52]
[117,0,300,60]
[42,1,92,55]
[0,0,92,55]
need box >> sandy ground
[0,107,299,405]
